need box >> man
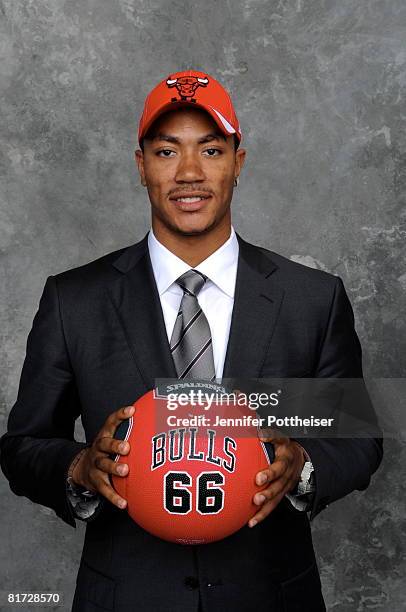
[0,70,382,611]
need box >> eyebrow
[151,132,227,144]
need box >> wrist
[290,441,308,491]
[292,440,307,469]
[68,447,90,486]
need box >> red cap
[138,70,242,147]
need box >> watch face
[67,478,96,496]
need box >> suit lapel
[107,231,285,387]
[108,233,177,391]
[222,234,285,378]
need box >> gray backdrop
[1,1,405,610]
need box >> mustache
[169,188,213,197]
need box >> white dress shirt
[148,226,238,380]
[147,227,314,513]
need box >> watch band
[67,446,89,482]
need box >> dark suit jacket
[0,233,383,612]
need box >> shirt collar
[148,226,239,298]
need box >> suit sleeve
[298,276,383,520]
[0,275,90,527]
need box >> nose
[174,150,206,183]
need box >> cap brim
[139,101,240,146]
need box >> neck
[152,221,232,267]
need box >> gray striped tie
[170,269,216,380]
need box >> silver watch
[296,461,315,496]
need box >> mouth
[169,193,212,212]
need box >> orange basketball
[111,387,271,544]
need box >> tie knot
[176,269,207,297]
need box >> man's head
[134,71,246,246]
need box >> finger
[273,448,295,475]
[99,405,135,438]
[96,437,130,456]
[248,492,285,527]
[109,404,135,426]
[96,474,128,510]
[258,426,288,441]
[232,388,246,401]
[270,440,294,462]
[259,431,289,444]
[253,476,290,505]
[255,457,289,486]
[94,455,129,477]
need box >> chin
[174,221,217,237]
[166,214,216,237]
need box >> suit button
[207,579,223,587]
[318,496,329,511]
[184,576,199,590]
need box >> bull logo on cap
[166,75,209,103]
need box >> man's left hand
[248,435,305,527]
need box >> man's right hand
[69,404,135,510]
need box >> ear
[234,148,246,180]
[135,149,147,186]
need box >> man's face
[135,106,246,237]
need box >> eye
[203,148,221,156]
[156,149,175,157]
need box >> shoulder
[49,236,148,293]
[43,241,148,314]
[263,247,336,284]
[237,237,347,317]
[51,246,128,288]
[239,236,339,288]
